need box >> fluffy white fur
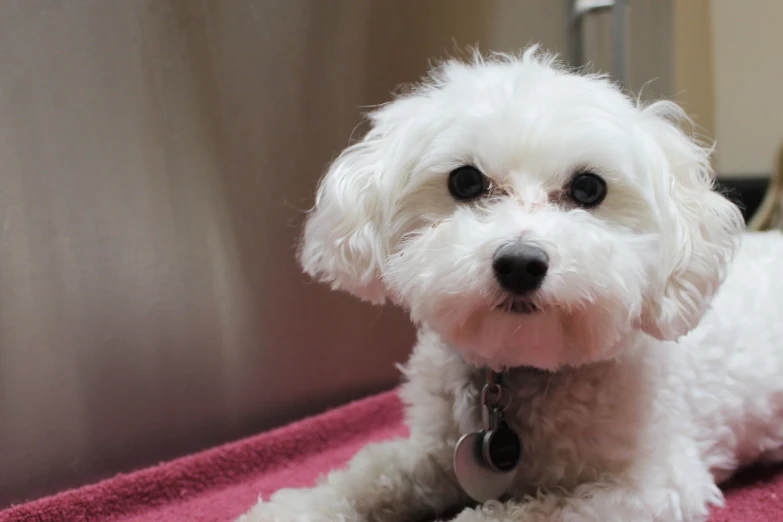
[239,48,783,522]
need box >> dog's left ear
[298,130,389,304]
[638,101,744,341]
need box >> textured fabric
[1,390,780,522]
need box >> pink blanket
[1,390,780,522]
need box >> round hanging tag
[453,431,516,503]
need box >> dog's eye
[448,166,489,201]
[568,171,607,208]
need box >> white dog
[240,48,783,522]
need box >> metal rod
[567,0,627,89]
[567,0,615,68]
[611,0,627,88]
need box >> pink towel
[1,390,780,522]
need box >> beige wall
[673,0,715,141]
[710,0,783,176]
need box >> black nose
[492,243,549,295]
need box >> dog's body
[240,49,783,521]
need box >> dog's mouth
[495,297,540,315]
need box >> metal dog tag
[482,421,522,472]
[453,430,516,503]
[453,369,521,502]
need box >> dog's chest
[462,360,652,493]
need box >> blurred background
[0,0,780,508]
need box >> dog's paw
[234,497,309,522]
[235,488,358,522]
[448,501,536,522]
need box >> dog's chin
[434,298,566,371]
[433,296,629,372]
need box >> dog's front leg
[448,495,654,522]
[447,477,721,522]
[237,437,463,522]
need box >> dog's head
[299,48,743,370]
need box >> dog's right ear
[636,102,744,341]
[298,132,388,304]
